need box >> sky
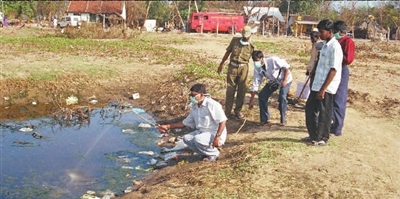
[330,1,392,10]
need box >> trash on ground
[66,95,78,105]
[4,97,10,101]
[154,160,168,169]
[32,101,37,105]
[132,108,145,113]
[132,93,140,100]
[161,140,188,153]
[162,152,178,161]
[89,99,98,104]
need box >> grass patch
[253,41,284,54]
[175,61,224,81]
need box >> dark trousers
[305,91,334,142]
[331,66,349,136]
[259,82,291,123]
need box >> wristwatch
[215,133,222,137]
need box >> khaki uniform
[225,37,255,116]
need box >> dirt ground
[1,26,399,199]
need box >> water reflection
[0,106,161,199]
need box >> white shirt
[312,38,343,94]
[182,97,227,135]
[251,56,293,92]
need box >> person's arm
[317,68,336,100]
[212,120,227,148]
[281,68,289,87]
[249,68,263,109]
[218,51,230,74]
[157,122,185,133]
[342,38,355,65]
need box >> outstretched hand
[157,125,169,133]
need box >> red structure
[189,12,245,33]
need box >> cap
[242,26,252,38]
[313,28,318,32]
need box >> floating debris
[138,123,152,128]
[138,151,155,156]
[121,166,134,170]
[148,158,157,165]
[19,127,33,132]
[32,132,43,139]
[66,96,78,105]
[161,140,187,153]
[132,108,145,114]
[121,129,136,134]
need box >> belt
[229,62,247,67]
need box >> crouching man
[157,83,227,162]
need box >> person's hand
[249,100,254,110]
[157,125,169,133]
[306,71,310,76]
[217,64,223,75]
[317,90,325,100]
[212,136,220,148]
[281,81,287,88]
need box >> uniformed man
[217,26,255,119]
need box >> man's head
[242,26,252,41]
[310,31,319,44]
[317,19,334,41]
[333,20,347,36]
[251,50,265,68]
[189,84,206,104]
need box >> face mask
[334,32,341,40]
[189,94,200,104]
[254,61,262,68]
[240,39,249,46]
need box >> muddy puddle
[0,105,162,199]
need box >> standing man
[249,51,293,126]
[307,29,324,87]
[218,26,255,119]
[330,20,355,136]
[303,19,343,146]
[157,84,227,162]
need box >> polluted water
[0,105,164,199]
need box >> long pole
[1,0,4,24]
[286,0,290,36]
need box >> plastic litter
[121,129,136,134]
[121,166,134,170]
[132,93,140,100]
[19,127,33,132]
[161,140,188,153]
[138,151,155,156]
[66,96,78,105]
[162,152,178,161]
[138,123,152,128]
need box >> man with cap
[218,26,255,119]
[157,83,228,162]
[330,20,355,136]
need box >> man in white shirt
[157,84,227,162]
[303,19,343,146]
[249,51,293,126]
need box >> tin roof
[68,1,123,14]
